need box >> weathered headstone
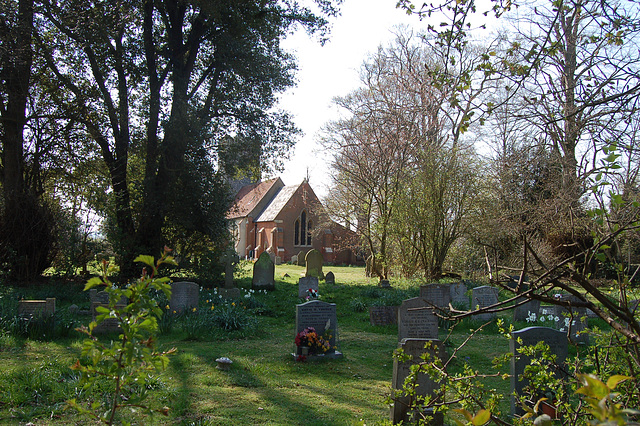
[513,298,541,322]
[291,254,298,264]
[298,276,320,299]
[275,256,282,265]
[90,289,127,305]
[391,338,445,425]
[450,282,469,309]
[471,286,499,321]
[295,300,342,358]
[169,281,200,313]
[510,326,568,416]
[17,298,55,317]
[398,297,439,341]
[369,305,398,326]
[379,279,391,288]
[420,284,451,310]
[304,249,324,279]
[325,271,335,284]
[547,304,589,344]
[220,249,239,289]
[252,252,275,291]
[92,302,126,333]
[297,250,306,267]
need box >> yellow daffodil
[192,307,197,312]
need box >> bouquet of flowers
[306,288,318,300]
[295,326,332,357]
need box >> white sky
[273,0,422,198]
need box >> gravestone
[169,281,200,313]
[291,255,298,264]
[471,286,499,321]
[92,302,126,333]
[369,306,398,326]
[547,304,589,344]
[298,276,320,299]
[90,289,127,305]
[297,250,306,267]
[252,252,275,291]
[450,282,469,309]
[220,250,242,299]
[511,326,568,416]
[513,298,541,322]
[398,297,438,341]
[420,284,451,310]
[325,271,335,284]
[18,298,55,317]
[295,300,342,358]
[304,249,324,279]
[391,338,445,425]
[379,279,391,288]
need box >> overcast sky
[273,0,421,198]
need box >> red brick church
[227,177,358,264]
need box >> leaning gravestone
[295,300,342,358]
[513,298,541,322]
[398,297,439,341]
[18,298,56,317]
[325,271,335,284]
[297,250,306,267]
[391,338,445,425]
[252,252,275,291]
[510,326,568,416]
[450,282,469,309]
[169,281,200,313]
[471,286,499,321]
[420,284,451,310]
[304,249,324,279]
[369,305,398,326]
[298,276,320,299]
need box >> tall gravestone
[252,252,275,291]
[304,249,324,279]
[170,281,200,313]
[220,250,241,299]
[391,338,445,425]
[510,327,568,416]
[295,300,342,358]
[298,276,320,298]
[420,284,451,310]
[450,282,469,309]
[471,286,499,321]
[398,297,439,341]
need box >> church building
[227,177,357,264]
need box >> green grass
[0,265,608,425]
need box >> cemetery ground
[0,264,611,425]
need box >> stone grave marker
[18,298,55,317]
[471,286,499,321]
[92,301,127,333]
[295,300,342,358]
[513,298,541,322]
[291,254,298,264]
[220,250,241,299]
[420,284,451,310]
[398,297,438,341]
[297,250,306,266]
[252,252,275,291]
[304,249,324,279]
[450,282,469,309]
[298,276,320,299]
[510,326,568,416]
[547,304,589,344]
[379,279,391,288]
[369,305,398,326]
[169,281,200,313]
[391,338,445,425]
[325,271,335,284]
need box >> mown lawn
[0,264,554,425]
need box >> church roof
[254,184,301,222]
[226,177,283,219]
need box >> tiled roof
[227,178,282,219]
[254,184,300,222]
